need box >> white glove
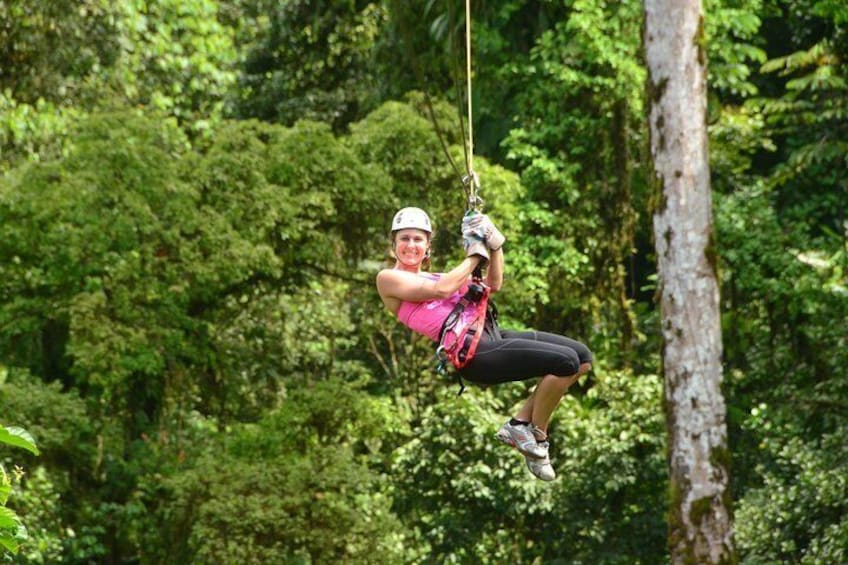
[463,214,505,251]
[461,214,490,262]
[462,233,490,262]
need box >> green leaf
[0,535,20,555]
[0,479,10,506]
[0,426,40,455]
[0,522,25,555]
[0,507,20,530]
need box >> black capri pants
[458,328,592,386]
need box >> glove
[461,213,490,262]
[462,232,490,262]
[461,212,484,238]
[479,215,505,251]
[463,213,505,251]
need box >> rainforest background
[1,0,847,563]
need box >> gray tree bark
[643,0,736,563]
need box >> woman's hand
[463,213,505,251]
[461,214,490,261]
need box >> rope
[461,0,482,212]
[465,0,474,176]
[461,0,484,280]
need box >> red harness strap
[436,282,490,374]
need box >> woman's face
[394,228,430,267]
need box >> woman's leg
[459,330,589,384]
[515,363,591,434]
[464,330,593,479]
[467,329,592,432]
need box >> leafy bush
[144,377,407,564]
[736,426,848,564]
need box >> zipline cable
[461,0,482,212]
[465,0,474,177]
[460,0,484,281]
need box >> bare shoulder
[376,268,400,292]
[376,269,442,303]
[376,268,401,281]
[375,269,407,314]
[376,268,402,287]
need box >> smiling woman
[375,206,593,482]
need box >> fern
[758,38,848,187]
[760,40,835,75]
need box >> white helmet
[391,207,432,234]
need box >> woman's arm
[485,247,503,292]
[376,256,483,303]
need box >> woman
[376,206,592,481]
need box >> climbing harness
[435,280,490,395]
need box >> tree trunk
[643,0,736,563]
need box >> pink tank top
[397,273,467,342]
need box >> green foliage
[5,467,64,564]
[0,474,27,557]
[499,0,646,366]
[345,96,464,271]
[0,1,121,105]
[1,2,848,562]
[0,0,238,140]
[753,7,848,243]
[0,369,104,563]
[0,93,78,173]
[0,369,95,471]
[0,110,391,419]
[758,37,847,193]
[145,378,406,564]
[0,102,447,559]
[267,118,393,264]
[704,0,768,97]
[709,105,775,190]
[1,111,192,399]
[236,0,387,128]
[210,278,370,420]
[736,424,848,563]
[0,429,37,458]
[106,0,238,133]
[550,371,667,562]
[712,4,848,554]
[717,180,848,435]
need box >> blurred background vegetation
[0,0,846,562]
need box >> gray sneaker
[495,421,547,459]
[525,441,556,481]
